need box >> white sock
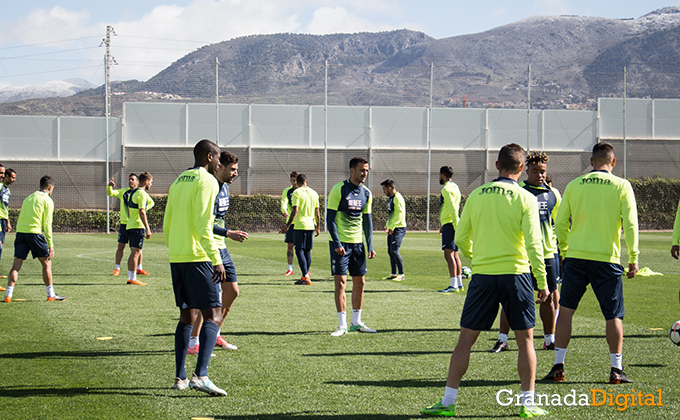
[288,264,293,271]
[555,348,567,365]
[450,277,456,288]
[128,270,136,281]
[351,309,362,326]
[46,285,55,297]
[338,312,347,329]
[189,336,199,348]
[442,386,458,406]
[456,275,463,288]
[5,285,13,298]
[137,264,142,270]
[115,264,120,270]
[498,333,509,344]
[554,309,560,324]
[544,334,555,345]
[521,390,535,408]
[610,353,623,370]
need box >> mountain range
[3,7,680,116]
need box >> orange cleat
[112,268,120,276]
[284,269,294,276]
[3,296,10,303]
[127,279,147,285]
[0,286,5,291]
[47,295,66,301]
[136,269,150,276]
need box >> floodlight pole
[527,64,531,153]
[324,60,328,232]
[216,57,219,144]
[623,66,627,179]
[426,63,433,232]
[103,25,116,234]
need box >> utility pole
[216,57,219,144]
[527,64,531,153]
[102,25,117,234]
[623,66,627,179]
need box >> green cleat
[422,399,456,416]
[349,323,376,333]
[520,405,548,417]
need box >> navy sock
[174,321,192,380]
[296,247,307,276]
[195,320,219,377]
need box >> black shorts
[460,273,536,331]
[0,219,7,244]
[284,224,295,244]
[294,230,314,251]
[330,242,367,277]
[128,228,145,249]
[559,258,625,320]
[441,223,458,251]
[117,224,129,244]
[220,248,238,283]
[171,261,222,310]
[14,232,49,260]
[532,255,558,292]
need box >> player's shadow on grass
[305,350,454,357]
[0,350,171,360]
[0,385,165,398]
[326,378,520,388]
[213,414,513,420]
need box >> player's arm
[550,187,562,221]
[146,196,155,211]
[138,192,151,238]
[621,182,639,277]
[281,187,289,217]
[281,206,298,233]
[106,178,117,197]
[43,198,55,259]
[327,186,343,253]
[671,198,680,259]
[314,205,320,237]
[455,197,473,259]
[163,188,173,246]
[523,196,547,295]
[194,176,223,280]
[554,189,571,258]
[363,192,375,258]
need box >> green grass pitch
[0,231,678,419]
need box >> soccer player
[4,176,65,302]
[107,173,143,276]
[124,172,153,286]
[437,166,464,293]
[281,173,320,285]
[188,150,249,355]
[543,142,639,385]
[381,179,406,281]
[671,196,680,305]
[281,171,299,276]
[490,152,562,353]
[422,144,549,418]
[164,139,226,396]
[0,168,16,282]
[327,157,376,336]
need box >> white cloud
[534,0,570,16]
[0,6,92,44]
[306,6,399,34]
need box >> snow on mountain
[0,79,97,103]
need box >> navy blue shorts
[559,258,625,320]
[294,230,314,251]
[14,232,49,260]
[220,248,238,283]
[554,253,562,284]
[117,223,129,244]
[284,224,295,244]
[388,227,405,249]
[330,242,367,277]
[460,273,536,331]
[171,261,222,310]
[532,255,558,292]
[441,223,458,251]
[0,219,7,244]
[128,228,145,249]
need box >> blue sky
[0,0,677,87]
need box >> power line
[0,36,101,51]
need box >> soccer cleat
[543,342,555,350]
[393,274,405,281]
[520,405,548,417]
[0,286,5,291]
[47,295,66,301]
[215,336,237,350]
[331,326,348,337]
[609,368,633,384]
[173,377,189,390]
[3,296,10,303]
[136,269,150,276]
[189,373,227,397]
[284,269,294,276]
[458,285,464,292]
[422,399,456,417]
[112,268,120,276]
[542,363,565,381]
[294,277,311,285]
[187,344,199,355]
[349,323,377,333]
[0,275,7,279]
[489,340,509,353]
[439,286,459,294]
[384,274,398,280]
[127,279,147,285]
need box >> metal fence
[1,98,680,230]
